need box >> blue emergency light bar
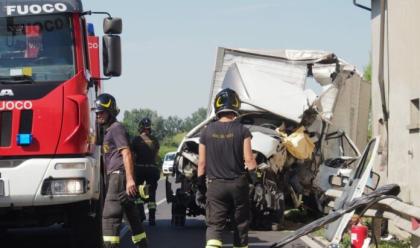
[17,134,32,146]
[87,23,95,36]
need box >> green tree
[122,107,207,166]
[164,116,184,136]
[182,107,207,131]
[122,107,207,141]
[122,108,160,139]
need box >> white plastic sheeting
[222,62,312,122]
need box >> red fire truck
[0,0,121,246]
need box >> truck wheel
[69,202,103,248]
[69,168,105,248]
[171,213,186,227]
[0,228,7,238]
[171,193,186,227]
[171,202,186,227]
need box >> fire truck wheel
[69,202,103,248]
[0,228,6,238]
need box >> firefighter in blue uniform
[95,93,148,248]
[197,88,257,248]
[131,117,160,226]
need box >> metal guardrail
[364,198,420,237]
[325,188,420,238]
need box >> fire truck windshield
[0,14,75,83]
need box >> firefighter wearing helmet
[197,88,257,248]
[95,93,148,248]
[131,117,160,226]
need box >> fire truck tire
[69,202,103,248]
[0,228,6,238]
[69,171,105,248]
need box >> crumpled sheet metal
[280,127,315,160]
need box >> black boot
[135,239,148,248]
[149,209,156,226]
[104,243,119,248]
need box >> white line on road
[145,198,167,215]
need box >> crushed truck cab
[168,48,372,229]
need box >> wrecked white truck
[166,47,370,229]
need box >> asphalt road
[0,176,312,248]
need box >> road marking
[120,198,167,238]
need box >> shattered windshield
[0,14,75,83]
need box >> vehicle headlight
[54,162,86,170]
[41,178,86,195]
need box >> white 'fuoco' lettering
[0,101,33,110]
[43,4,55,13]
[24,101,32,109]
[17,5,29,15]
[0,89,14,96]
[6,3,68,16]
[6,6,16,16]
[29,5,42,15]
[55,3,67,12]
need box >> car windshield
[0,14,75,83]
[165,153,176,161]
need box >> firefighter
[198,88,257,248]
[95,93,148,248]
[131,117,161,226]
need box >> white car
[162,152,176,175]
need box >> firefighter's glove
[138,182,150,201]
[195,190,206,209]
[248,170,259,185]
[197,175,206,195]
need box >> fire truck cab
[0,0,122,246]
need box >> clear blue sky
[83,0,371,118]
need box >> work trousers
[206,175,250,248]
[135,165,160,218]
[102,172,147,248]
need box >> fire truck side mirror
[103,17,122,35]
[102,35,122,77]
